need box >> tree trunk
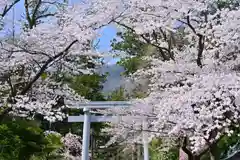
[180,147,201,160]
[190,156,200,160]
[180,137,203,160]
[179,148,188,160]
[209,153,216,160]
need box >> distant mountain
[97,64,125,93]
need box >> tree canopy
[1,0,240,159]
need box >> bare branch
[32,0,42,22]
[36,13,55,20]
[1,0,20,17]
[178,11,205,67]
[181,137,195,158]
[186,13,197,34]
[2,46,51,58]
[197,33,204,68]
[24,0,33,29]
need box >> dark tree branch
[36,13,55,20]
[114,20,173,61]
[168,32,175,60]
[24,0,33,29]
[24,0,54,28]
[196,33,204,68]
[159,27,167,41]
[152,30,158,43]
[1,0,20,17]
[20,40,78,95]
[2,46,51,58]
[0,40,78,121]
[32,58,42,68]
[181,137,193,157]
[32,0,42,22]
[185,13,204,67]
[180,132,224,160]
[178,11,205,67]
[186,12,197,34]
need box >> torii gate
[67,101,149,160]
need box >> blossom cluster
[61,133,82,157]
[98,0,240,154]
[0,0,122,121]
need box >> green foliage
[29,133,64,160]
[111,28,181,160]
[198,128,240,160]
[111,30,151,76]
[107,87,126,101]
[117,57,144,75]
[216,0,239,9]
[111,31,145,56]
[0,119,63,160]
[43,133,63,154]
[217,129,240,159]
[133,91,148,98]
[0,124,22,159]
[40,72,48,80]
[149,138,178,160]
[69,73,106,101]
[44,73,112,159]
[47,73,107,134]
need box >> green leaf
[41,72,48,80]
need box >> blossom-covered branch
[97,0,240,158]
[0,0,123,122]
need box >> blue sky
[2,0,184,65]
[95,25,120,65]
[70,0,119,65]
[2,0,119,65]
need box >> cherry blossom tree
[0,0,122,122]
[2,0,240,159]
[61,132,83,159]
[96,0,240,159]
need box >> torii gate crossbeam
[67,101,149,160]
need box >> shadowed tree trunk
[179,148,188,160]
